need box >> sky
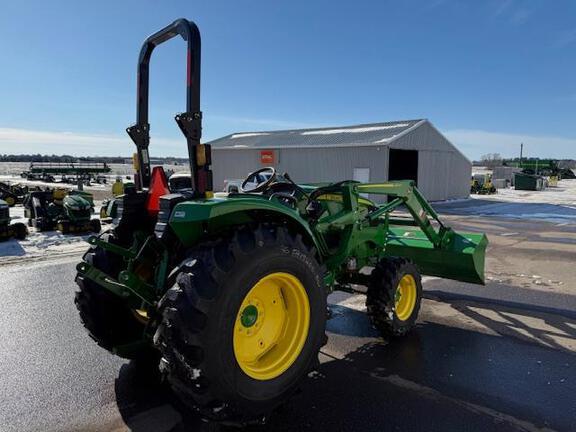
[0,0,575,161]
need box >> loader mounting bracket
[126,123,150,148]
[175,111,202,140]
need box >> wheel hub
[394,274,417,321]
[240,304,259,328]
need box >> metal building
[208,119,471,201]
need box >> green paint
[241,305,259,328]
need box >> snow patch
[301,123,410,136]
[230,132,271,139]
[0,201,105,263]
[443,179,576,224]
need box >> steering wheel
[241,167,276,193]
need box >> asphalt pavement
[1,258,575,432]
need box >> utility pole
[520,143,523,168]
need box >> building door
[388,149,418,184]
[353,168,370,184]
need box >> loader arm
[355,181,487,284]
[356,181,448,248]
[311,180,487,285]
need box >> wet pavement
[1,258,575,432]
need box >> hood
[63,195,91,211]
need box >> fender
[168,196,323,255]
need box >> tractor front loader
[74,19,488,425]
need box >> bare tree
[480,153,503,168]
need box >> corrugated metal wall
[213,145,389,191]
[212,121,470,202]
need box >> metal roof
[208,119,426,149]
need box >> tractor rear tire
[366,257,422,338]
[75,231,156,360]
[154,224,326,424]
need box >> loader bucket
[384,227,488,285]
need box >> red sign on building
[260,150,275,165]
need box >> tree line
[0,154,188,164]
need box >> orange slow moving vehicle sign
[260,150,275,165]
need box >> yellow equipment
[111,177,124,197]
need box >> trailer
[28,162,112,175]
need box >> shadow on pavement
[114,361,207,432]
[426,290,576,353]
[114,305,576,432]
[0,238,25,257]
[325,303,379,338]
[425,279,576,319]
[265,321,576,432]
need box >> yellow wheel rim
[6,197,15,206]
[394,274,417,321]
[233,272,310,381]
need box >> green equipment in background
[0,199,27,241]
[470,173,497,195]
[506,158,576,179]
[0,181,29,206]
[514,172,545,191]
[74,19,488,425]
[23,188,101,234]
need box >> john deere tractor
[75,19,487,424]
[0,181,28,207]
[470,174,497,195]
[24,189,100,234]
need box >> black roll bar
[127,19,212,194]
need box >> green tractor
[75,19,487,424]
[0,199,27,241]
[24,189,101,234]
[0,181,29,207]
[470,173,497,195]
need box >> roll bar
[127,19,212,194]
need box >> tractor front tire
[155,224,326,424]
[366,257,422,338]
[75,232,155,360]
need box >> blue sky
[0,0,575,160]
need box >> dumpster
[514,173,545,191]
